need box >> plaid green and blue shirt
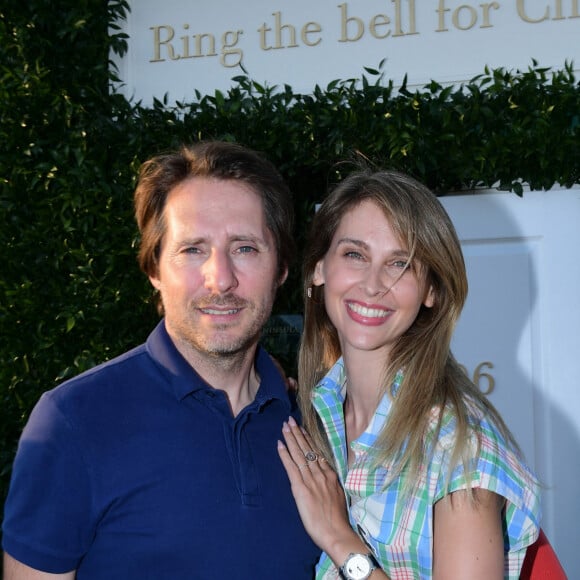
[312,358,541,580]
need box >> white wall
[441,187,580,578]
[114,0,580,104]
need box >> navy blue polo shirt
[2,320,320,578]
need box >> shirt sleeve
[432,410,541,576]
[2,391,95,573]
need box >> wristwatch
[339,552,380,580]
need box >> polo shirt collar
[146,319,291,411]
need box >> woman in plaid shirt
[278,169,540,580]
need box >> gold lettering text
[220,30,243,67]
[150,25,179,62]
[473,361,495,395]
[517,0,549,23]
[459,361,496,395]
[339,0,416,43]
[258,13,318,50]
[370,14,391,39]
[392,0,417,37]
[302,22,322,46]
[437,0,499,31]
[338,3,365,42]
[517,0,580,21]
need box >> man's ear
[278,265,289,287]
[312,260,325,286]
[149,274,162,292]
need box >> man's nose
[202,249,238,294]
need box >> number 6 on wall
[459,361,495,394]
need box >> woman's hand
[278,417,389,579]
[277,417,357,555]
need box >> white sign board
[114,0,580,104]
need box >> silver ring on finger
[304,450,318,462]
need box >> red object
[520,529,567,579]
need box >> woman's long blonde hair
[298,169,518,490]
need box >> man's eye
[238,246,257,254]
[182,247,200,254]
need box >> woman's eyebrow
[336,237,368,249]
[336,238,409,257]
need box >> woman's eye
[393,260,409,269]
[182,247,200,254]
[344,250,364,260]
[388,259,413,275]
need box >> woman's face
[313,200,434,361]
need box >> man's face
[149,176,286,362]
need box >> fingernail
[288,416,297,427]
[282,421,290,433]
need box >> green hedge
[1,1,579,510]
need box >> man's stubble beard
[171,289,277,361]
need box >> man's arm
[3,553,75,580]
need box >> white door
[441,186,580,578]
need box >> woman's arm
[433,488,505,580]
[278,416,388,579]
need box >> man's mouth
[199,307,241,316]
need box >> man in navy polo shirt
[2,141,321,579]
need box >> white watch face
[344,553,371,579]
